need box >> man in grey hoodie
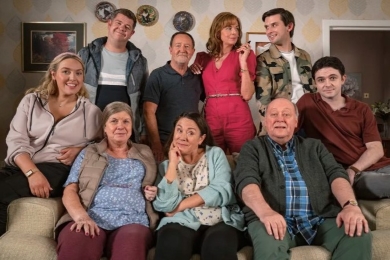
[78,8,148,143]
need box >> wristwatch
[25,168,39,178]
[348,165,361,176]
[343,199,358,208]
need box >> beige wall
[0,0,390,160]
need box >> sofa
[1,154,390,260]
[0,197,390,260]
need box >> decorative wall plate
[136,5,159,26]
[173,11,195,32]
[95,1,116,23]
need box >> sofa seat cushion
[0,232,57,260]
[372,229,390,259]
[7,197,64,238]
[147,246,253,260]
[290,245,330,259]
[359,199,390,231]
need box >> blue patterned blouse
[64,149,149,230]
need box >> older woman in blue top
[153,112,246,260]
[56,102,158,260]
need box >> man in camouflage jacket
[256,8,315,135]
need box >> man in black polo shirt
[143,32,203,162]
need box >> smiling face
[172,118,206,156]
[220,19,240,47]
[264,14,293,46]
[169,33,195,66]
[104,111,132,145]
[107,13,135,43]
[264,98,298,145]
[315,67,346,101]
[51,58,83,97]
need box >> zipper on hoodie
[130,73,135,86]
[32,98,85,158]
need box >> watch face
[25,170,33,177]
[350,200,358,206]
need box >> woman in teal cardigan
[152,112,245,260]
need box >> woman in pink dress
[191,12,256,153]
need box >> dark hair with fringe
[164,112,215,157]
[312,56,345,79]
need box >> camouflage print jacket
[255,44,315,135]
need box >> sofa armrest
[359,199,390,231]
[6,197,65,238]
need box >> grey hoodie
[78,36,148,142]
[5,93,102,166]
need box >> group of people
[0,5,389,260]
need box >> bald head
[264,98,298,145]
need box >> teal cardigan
[153,146,245,231]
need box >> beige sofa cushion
[372,229,390,259]
[6,197,64,237]
[290,246,330,259]
[0,232,57,260]
[359,199,390,231]
[1,197,390,260]
[146,245,253,260]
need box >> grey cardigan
[233,135,349,224]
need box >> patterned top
[177,154,222,225]
[267,136,324,244]
[64,150,149,230]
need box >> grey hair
[102,101,134,127]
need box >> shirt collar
[313,92,356,111]
[164,61,190,76]
[266,135,295,153]
[270,43,300,59]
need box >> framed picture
[22,22,86,72]
[246,32,270,56]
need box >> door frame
[322,20,390,56]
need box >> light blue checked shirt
[267,136,324,244]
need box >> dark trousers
[354,165,390,199]
[154,222,246,260]
[248,218,372,260]
[0,163,70,235]
[57,222,153,260]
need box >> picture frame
[246,32,270,56]
[22,22,86,72]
